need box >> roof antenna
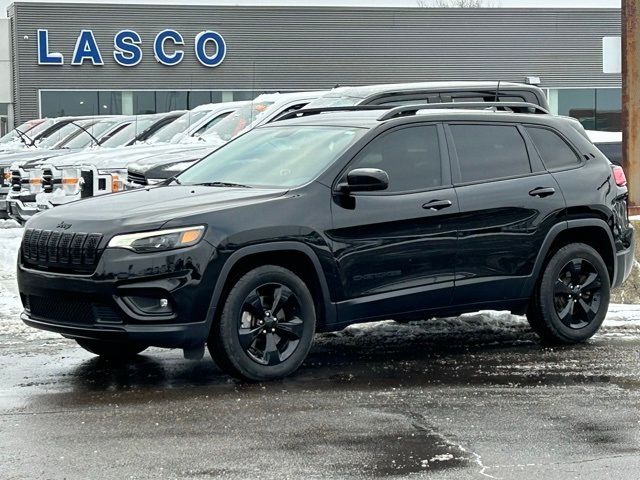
[491,80,502,112]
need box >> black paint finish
[17,109,635,349]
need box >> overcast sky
[0,0,621,17]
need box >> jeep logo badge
[56,221,72,230]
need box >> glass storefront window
[41,91,100,117]
[156,91,188,112]
[554,88,621,132]
[40,90,286,120]
[187,91,212,109]
[595,88,621,132]
[133,92,155,115]
[98,91,122,115]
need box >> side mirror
[338,168,389,193]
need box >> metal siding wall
[10,2,621,122]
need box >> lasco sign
[37,29,226,67]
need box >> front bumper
[6,196,38,223]
[18,240,220,348]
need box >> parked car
[588,130,621,166]
[303,81,549,110]
[125,93,328,187]
[17,101,633,381]
[35,105,242,210]
[127,84,550,187]
[144,101,248,145]
[4,116,128,221]
[197,91,328,146]
[0,118,46,153]
[6,112,185,222]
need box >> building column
[122,91,134,115]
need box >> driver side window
[347,125,442,193]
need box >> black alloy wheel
[209,265,316,381]
[239,283,305,366]
[553,258,603,330]
[527,243,610,344]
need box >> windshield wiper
[69,121,101,147]
[14,127,34,146]
[192,181,252,188]
[163,176,182,186]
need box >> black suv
[17,103,634,381]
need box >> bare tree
[417,0,499,7]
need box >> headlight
[107,226,206,253]
[28,169,42,193]
[1,168,10,186]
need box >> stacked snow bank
[0,227,58,341]
[0,226,23,277]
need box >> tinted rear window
[526,126,581,170]
[450,124,531,183]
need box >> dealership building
[0,1,623,132]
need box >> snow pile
[0,227,23,276]
[0,218,21,229]
[0,227,58,341]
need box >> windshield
[62,119,123,149]
[178,125,365,188]
[146,110,210,145]
[37,120,96,149]
[0,120,44,145]
[305,94,364,109]
[199,102,274,143]
[100,116,160,147]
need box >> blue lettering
[37,29,64,65]
[154,29,184,66]
[71,30,104,65]
[194,30,226,67]
[113,30,142,67]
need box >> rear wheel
[527,243,610,344]
[76,339,148,358]
[208,265,316,381]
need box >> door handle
[529,187,556,198]
[422,199,453,211]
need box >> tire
[527,243,610,344]
[208,265,317,381]
[76,339,148,358]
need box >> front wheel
[527,243,610,344]
[76,339,148,358]
[208,265,316,381]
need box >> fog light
[124,295,173,315]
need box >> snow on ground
[0,226,640,344]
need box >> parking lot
[2,225,640,479]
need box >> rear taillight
[612,165,627,187]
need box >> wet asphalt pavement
[2,313,640,480]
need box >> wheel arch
[206,242,337,333]
[525,219,616,298]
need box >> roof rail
[275,105,392,122]
[377,102,550,121]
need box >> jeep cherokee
[17,102,634,381]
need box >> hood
[128,145,215,174]
[1,149,76,169]
[44,144,196,170]
[26,185,288,234]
